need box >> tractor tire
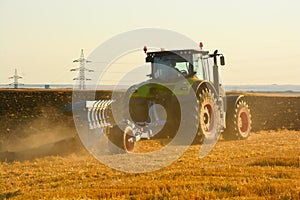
[195,88,222,143]
[223,100,252,140]
[152,99,180,140]
[107,125,135,154]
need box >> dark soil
[0,89,299,161]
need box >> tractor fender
[192,80,217,97]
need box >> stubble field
[0,89,299,199]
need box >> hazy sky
[1,0,299,85]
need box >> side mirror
[220,55,225,66]
[146,74,152,78]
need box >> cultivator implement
[85,100,115,129]
[84,99,167,141]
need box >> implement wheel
[107,125,135,154]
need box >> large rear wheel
[223,100,252,140]
[196,89,221,143]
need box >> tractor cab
[145,48,225,96]
[145,49,224,83]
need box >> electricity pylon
[9,68,23,88]
[70,49,93,90]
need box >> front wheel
[223,100,252,140]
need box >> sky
[0,0,300,85]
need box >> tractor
[82,44,252,153]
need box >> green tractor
[85,45,252,153]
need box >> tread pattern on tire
[195,88,222,143]
[223,100,252,140]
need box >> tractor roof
[146,49,209,56]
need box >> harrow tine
[95,101,103,128]
[85,100,114,130]
[91,101,99,129]
[87,101,96,129]
[99,100,107,128]
[102,100,112,126]
[94,101,103,128]
[87,107,92,129]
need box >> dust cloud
[0,108,83,162]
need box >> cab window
[201,57,214,83]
